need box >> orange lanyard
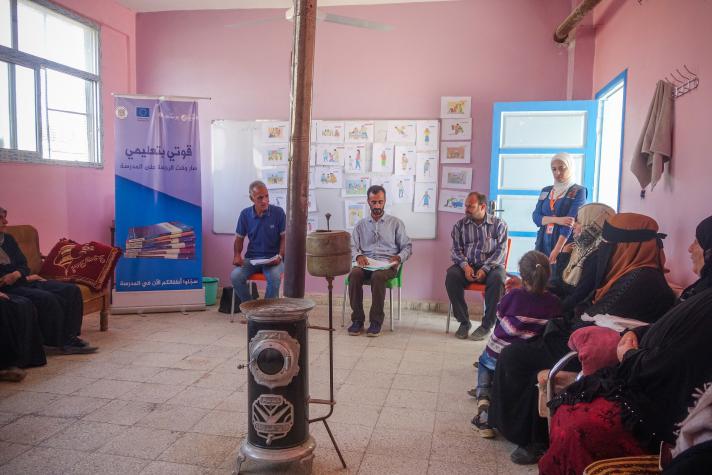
[549,191,558,212]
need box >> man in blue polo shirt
[230,181,286,303]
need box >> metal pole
[284,0,316,298]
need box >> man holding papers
[446,192,508,340]
[230,181,286,303]
[348,185,412,337]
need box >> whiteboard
[211,119,438,239]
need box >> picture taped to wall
[308,189,317,212]
[315,144,345,166]
[391,176,414,204]
[441,166,473,189]
[344,200,368,230]
[261,167,288,189]
[371,143,394,173]
[438,189,469,213]
[344,144,368,173]
[440,141,471,164]
[416,152,438,182]
[440,96,471,118]
[414,183,437,213]
[394,145,416,176]
[387,120,417,144]
[315,166,343,189]
[259,120,290,143]
[441,118,472,141]
[254,143,289,168]
[343,175,371,197]
[316,121,345,143]
[307,214,319,233]
[271,189,287,210]
[345,120,375,143]
[416,120,439,151]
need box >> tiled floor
[0,302,537,475]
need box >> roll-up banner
[112,97,204,313]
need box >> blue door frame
[489,100,598,246]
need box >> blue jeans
[230,260,284,302]
[476,350,498,400]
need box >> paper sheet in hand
[250,255,280,265]
[354,257,397,271]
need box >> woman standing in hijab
[489,213,675,465]
[532,153,587,267]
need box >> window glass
[17,0,98,74]
[0,0,11,47]
[16,64,36,151]
[0,61,9,148]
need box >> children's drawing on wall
[308,190,317,212]
[316,121,345,144]
[343,175,371,197]
[344,121,375,143]
[438,189,469,213]
[416,120,439,151]
[441,118,472,141]
[394,146,416,175]
[413,183,437,213]
[271,190,288,210]
[261,167,288,189]
[315,144,345,166]
[344,144,368,173]
[440,96,472,119]
[416,153,438,183]
[344,201,368,230]
[391,176,414,204]
[307,215,319,233]
[371,143,394,173]
[441,166,473,190]
[254,144,289,168]
[386,120,417,144]
[315,166,343,189]
[259,120,290,143]
[440,141,471,164]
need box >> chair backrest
[503,238,513,269]
[5,225,43,274]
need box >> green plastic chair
[341,264,403,332]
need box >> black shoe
[347,321,364,336]
[61,339,98,355]
[469,325,490,341]
[366,321,382,337]
[455,321,472,339]
[510,445,545,465]
[471,413,495,439]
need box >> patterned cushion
[40,239,122,291]
[583,455,661,474]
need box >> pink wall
[0,0,136,250]
[592,0,712,287]
[136,0,573,301]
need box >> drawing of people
[451,122,464,135]
[398,180,404,199]
[423,128,430,144]
[401,153,408,171]
[421,190,431,207]
[332,149,339,162]
[423,159,431,176]
[322,149,329,162]
[354,149,361,170]
[380,150,387,167]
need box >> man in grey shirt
[348,185,412,337]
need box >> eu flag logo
[136,107,150,119]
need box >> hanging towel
[631,79,674,191]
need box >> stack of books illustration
[125,222,195,260]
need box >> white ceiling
[116,0,456,13]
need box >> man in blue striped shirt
[446,192,508,340]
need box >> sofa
[5,225,111,331]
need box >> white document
[353,257,398,271]
[250,255,280,265]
